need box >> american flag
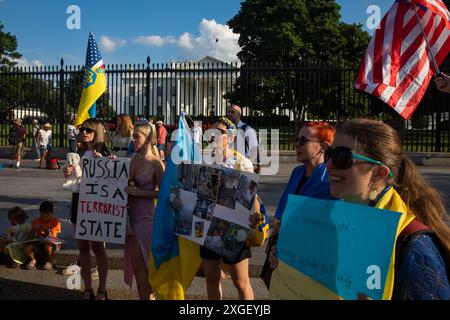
[85,32,104,69]
[355,0,450,120]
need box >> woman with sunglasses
[123,122,164,300]
[63,119,112,300]
[198,117,264,300]
[271,119,449,299]
[261,121,336,288]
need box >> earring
[369,187,378,202]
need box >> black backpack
[8,126,19,145]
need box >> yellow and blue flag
[149,113,202,300]
[74,33,106,127]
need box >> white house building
[120,56,240,124]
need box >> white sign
[75,155,130,244]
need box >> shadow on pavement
[0,278,82,300]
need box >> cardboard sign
[174,163,259,261]
[75,155,130,244]
[270,195,401,300]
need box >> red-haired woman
[261,121,337,287]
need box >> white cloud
[99,36,127,53]
[133,35,166,47]
[133,19,240,61]
[12,58,44,67]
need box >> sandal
[82,289,95,300]
[95,290,108,300]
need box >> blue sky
[0,0,394,66]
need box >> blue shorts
[157,144,165,152]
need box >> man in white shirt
[227,104,260,173]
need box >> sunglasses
[79,127,95,134]
[325,146,394,178]
[294,136,319,146]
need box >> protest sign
[75,155,130,244]
[174,162,259,261]
[269,195,401,300]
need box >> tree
[0,21,21,70]
[226,0,370,124]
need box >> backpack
[395,219,449,277]
[8,126,19,145]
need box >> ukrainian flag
[149,113,202,300]
[74,33,106,127]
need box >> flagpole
[413,7,441,75]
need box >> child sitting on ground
[25,201,61,270]
[1,207,32,268]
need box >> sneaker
[33,158,41,161]
[42,262,53,270]
[26,260,37,270]
[8,163,13,168]
[62,262,80,276]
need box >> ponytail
[337,119,450,262]
[395,155,450,261]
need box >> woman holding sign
[261,121,336,288]
[199,118,266,300]
[271,119,450,300]
[124,122,164,300]
[63,119,112,300]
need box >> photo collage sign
[174,162,259,261]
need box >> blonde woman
[109,114,133,157]
[124,122,165,300]
[63,118,112,300]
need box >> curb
[55,251,265,278]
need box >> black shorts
[200,245,252,265]
[70,193,79,225]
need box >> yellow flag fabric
[74,33,106,127]
[376,187,415,300]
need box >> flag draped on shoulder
[149,113,202,300]
[355,0,450,120]
[74,33,106,127]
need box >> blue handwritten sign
[277,195,401,300]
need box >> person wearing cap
[156,120,167,160]
[37,123,52,169]
[32,119,41,161]
[227,104,260,173]
[8,118,27,169]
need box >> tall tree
[0,21,21,70]
[226,0,370,123]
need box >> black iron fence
[0,57,449,152]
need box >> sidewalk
[0,265,269,300]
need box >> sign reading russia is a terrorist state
[75,155,130,244]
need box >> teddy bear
[62,152,82,192]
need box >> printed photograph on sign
[178,162,200,192]
[195,221,205,238]
[204,217,229,255]
[197,166,221,201]
[221,223,249,261]
[193,197,215,221]
[217,167,240,209]
[174,190,197,236]
[234,175,258,210]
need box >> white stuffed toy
[62,152,82,192]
